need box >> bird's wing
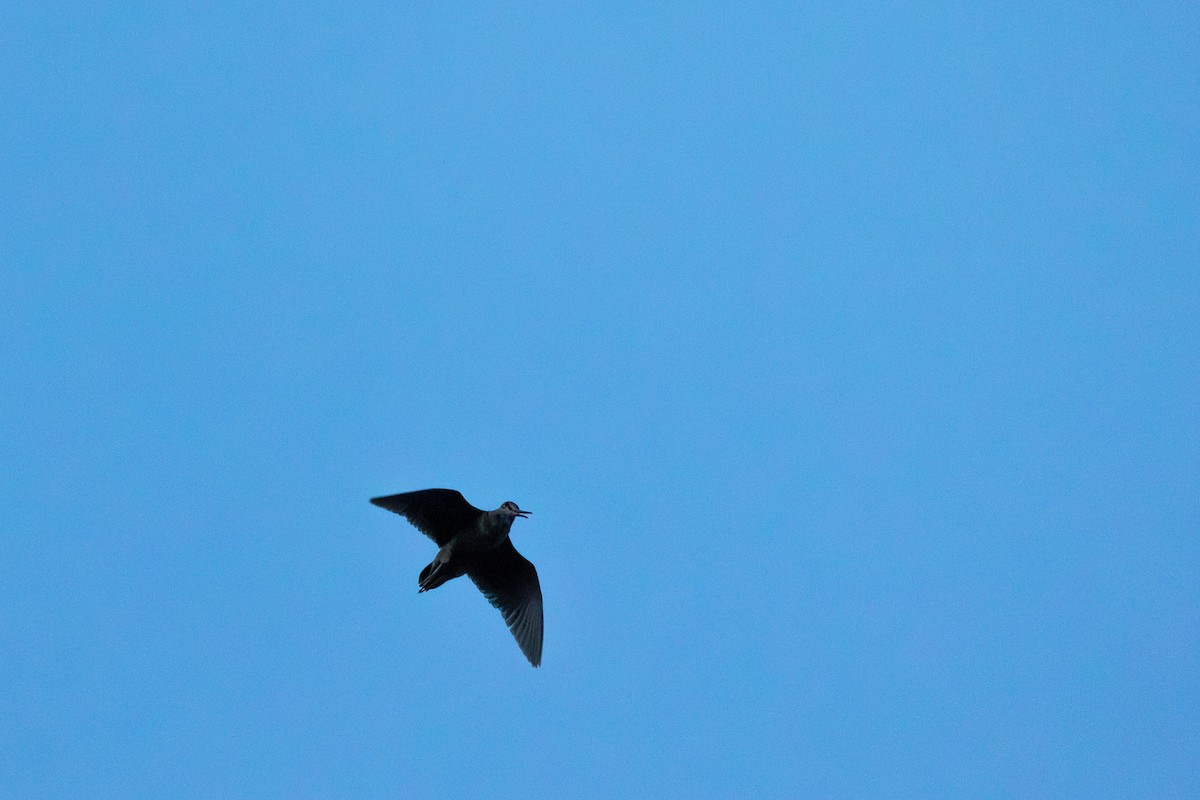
[369,488,481,546]
[468,540,544,667]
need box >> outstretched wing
[468,540,544,667]
[369,488,481,546]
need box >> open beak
[515,509,531,518]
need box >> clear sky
[2,2,1197,797]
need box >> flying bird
[369,488,543,667]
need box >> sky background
[2,2,1198,797]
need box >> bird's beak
[515,509,531,518]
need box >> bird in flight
[369,488,543,667]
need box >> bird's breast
[451,518,510,556]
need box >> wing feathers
[468,541,544,667]
[369,489,481,546]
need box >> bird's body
[369,488,543,667]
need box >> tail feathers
[418,558,464,592]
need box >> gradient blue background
[3,3,1197,797]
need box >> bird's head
[499,501,531,520]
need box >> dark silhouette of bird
[369,488,543,667]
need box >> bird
[369,488,543,667]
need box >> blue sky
[2,2,1197,797]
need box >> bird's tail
[418,558,465,593]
